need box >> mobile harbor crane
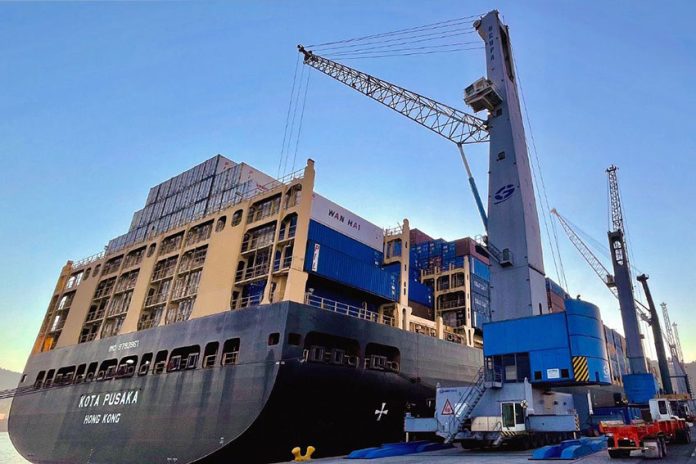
[301,10,616,450]
[551,208,692,401]
[552,168,692,459]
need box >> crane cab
[464,78,503,112]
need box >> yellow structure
[33,156,482,355]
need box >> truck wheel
[660,437,668,458]
[608,449,630,458]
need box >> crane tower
[607,165,648,375]
[474,12,547,320]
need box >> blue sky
[1,0,694,373]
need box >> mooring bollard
[291,445,315,461]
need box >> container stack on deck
[107,156,274,254]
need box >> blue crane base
[531,436,607,460]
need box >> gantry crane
[299,11,549,322]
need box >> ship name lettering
[78,390,138,409]
[83,414,101,424]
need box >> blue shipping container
[305,240,399,301]
[409,280,433,307]
[308,220,383,265]
[471,256,490,281]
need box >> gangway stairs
[441,366,502,443]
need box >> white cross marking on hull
[375,402,388,421]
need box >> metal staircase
[442,365,501,443]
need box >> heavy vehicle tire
[608,449,630,458]
[660,437,668,458]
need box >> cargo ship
[8,155,493,463]
[8,10,642,463]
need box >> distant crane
[661,303,692,395]
[551,208,674,392]
[637,274,672,393]
[606,165,649,376]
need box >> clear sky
[1,0,694,373]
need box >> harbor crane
[300,12,549,322]
[606,165,649,377]
[661,303,692,395]
[551,209,674,393]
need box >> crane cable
[512,53,569,293]
[277,54,302,179]
[307,14,485,49]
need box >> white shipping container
[193,200,207,217]
[146,186,159,206]
[310,193,384,251]
[216,155,235,174]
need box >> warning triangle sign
[441,399,454,415]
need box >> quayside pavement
[281,427,696,464]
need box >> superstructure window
[153,350,168,374]
[185,220,213,248]
[123,247,146,268]
[74,364,87,384]
[203,342,219,368]
[222,338,240,366]
[231,209,243,226]
[216,216,226,232]
[139,353,153,376]
[117,355,138,378]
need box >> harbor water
[0,433,28,463]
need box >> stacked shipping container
[107,156,271,254]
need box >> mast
[474,11,547,320]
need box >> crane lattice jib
[673,323,684,363]
[607,165,626,234]
[551,209,651,323]
[298,46,489,145]
[661,303,676,347]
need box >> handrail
[304,294,395,327]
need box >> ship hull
[9,302,482,463]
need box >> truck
[599,398,691,459]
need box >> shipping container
[409,228,434,245]
[308,220,383,265]
[470,256,490,281]
[471,274,489,296]
[304,240,398,301]
[408,280,433,307]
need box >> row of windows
[32,330,401,389]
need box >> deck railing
[304,294,395,327]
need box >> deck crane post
[606,165,648,376]
[637,274,672,394]
[299,10,549,322]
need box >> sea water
[0,433,29,463]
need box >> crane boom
[298,46,489,145]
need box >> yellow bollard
[291,445,315,461]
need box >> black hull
[9,302,482,463]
